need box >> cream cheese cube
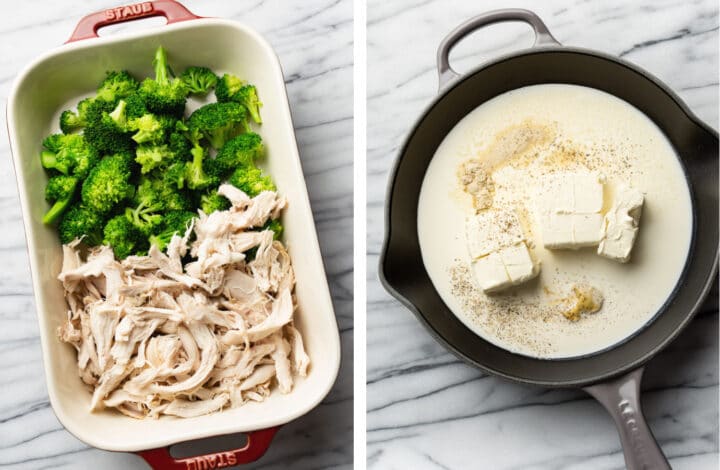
[472,251,512,293]
[536,172,605,249]
[466,210,524,260]
[539,212,575,249]
[572,213,605,247]
[472,242,539,294]
[598,186,644,262]
[572,172,604,213]
[466,209,539,293]
[500,242,539,284]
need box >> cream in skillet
[417,84,692,358]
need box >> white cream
[465,210,524,259]
[417,84,693,359]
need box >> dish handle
[136,426,280,469]
[584,368,671,470]
[436,9,560,90]
[66,0,201,43]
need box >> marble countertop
[367,1,718,469]
[0,1,352,469]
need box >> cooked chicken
[57,188,309,418]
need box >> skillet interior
[380,49,718,387]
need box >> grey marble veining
[0,1,352,469]
[367,1,718,469]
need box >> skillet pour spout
[379,9,718,470]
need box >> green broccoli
[188,102,249,149]
[126,112,177,144]
[127,114,163,144]
[103,215,146,259]
[126,176,191,233]
[181,66,218,95]
[40,134,100,179]
[58,204,104,245]
[43,175,79,225]
[185,137,219,190]
[164,161,188,189]
[125,178,163,235]
[148,210,197,252]
[60,98,115,134]
[210,132,264,179]
[228,165,275,197]
[138,47,188,117]
[59,110,83,134]
[265,218,283,240]
[135,144,177,174]
[96,70,139,103]
[124,93,148,119]
[215,74,262,124]
[215,73,245,102]
[84,100,135,155]
[81,153,135,214]
[164,126,217,190]
[199,189,230,214]
[234,85,262,124]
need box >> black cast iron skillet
[379,9,718,470]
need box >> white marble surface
[0,1,352,468]
[367,1,718,469]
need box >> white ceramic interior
[6,18,341,452]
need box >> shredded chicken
[57,186,310,418]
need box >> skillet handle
[136,426,280,469]
[436,9,560,90]
[66,0,201,43]
[584,368,670,470]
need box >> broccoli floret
[59,110,83,134]
[210,132,264,179]
[103,215,146,259]
[128,175,191,224]
[84,100,135,155]
[265,218,283,240]
[200,189,231,214]
[215,73,245,102]
[181,66,218,95]
[234,85,262,124]
[164,161,189,189]
[82,98,115,122]
[168,130,192,159]
[108,99,128,128]
[60,98,116,135]
[125,177,163,235]
[58,204,103,245]
[215,74,262,124]
[96,70,139,103]
[228,165,275,197]
[127,114,163,144]
[138,47,187,117]
[135,144,177,174]
[40,134,100,178]
[149,210,196,252]
[81,154,134,215]
[124,93,148,119]
[164,125,217,190]
[126,112,177,144]
[43,175,79,225]
[185,139,219,190]
[188,102,249,149]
